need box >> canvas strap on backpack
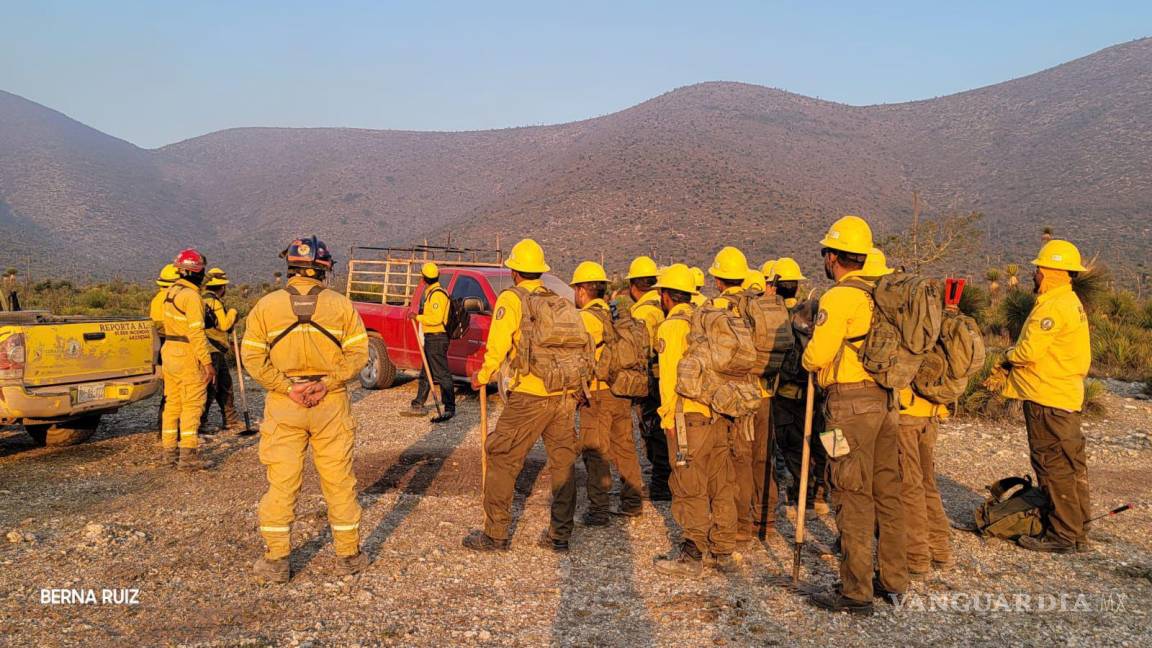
[973,475,1051,540]
[268,285,342,351]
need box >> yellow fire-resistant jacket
[203,291,238,352]
[713,286,772,397]
[657,303,711,430]
[149,290,167,333]
[477,279,560,397]
[580,298,611,392]
[417,282,449,334]
[1002,283,1091,411]
[898,387,950,419]
[241,276,369,395]
[630,290,665,354]
[162,279,212,368]
[802,270,876,388]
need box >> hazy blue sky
[2,1,1147,148]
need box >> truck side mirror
[462,297,485,314]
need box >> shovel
[231,327,256,435]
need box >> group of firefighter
[150,216,1092,613]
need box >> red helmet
[282,236,334,270]
[173,248,207,273]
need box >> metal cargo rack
[345,244,504,305]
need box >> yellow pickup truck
[0,312,161,446]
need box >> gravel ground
[1,373,1150,647]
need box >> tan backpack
[733,290,794,379]
[841,273,943,390]
[586,305,650,398]
[674,304,761,417]
[509,286,594,392]
[913,308,986,404]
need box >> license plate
[76,383,106,404]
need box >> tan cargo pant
[666,413,738,556]
[581,390,645,514]
[484,391,578,541]
[824,383,907,602]
[898,415,952,570]
[732,398,777,534]
[258,390,361,559]
[160,343,207,450]
[1024,401,1090,543]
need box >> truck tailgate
[22,320,155,387]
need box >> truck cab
[346,245,571,389]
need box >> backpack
[674,304,761,417]
[733,290,794,379]
[426,286,470,340]
[841,273,943,390]
[586,305,650,398]
[269,285,343,350]
[913,308,986,404]
[973,475,1051,541]
[778,299,818,387]
[509,286,594,393]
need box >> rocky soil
[1,375,1149,647]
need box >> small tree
[273,271,283,285]
[882,210,986,273]
[985,268,1002,295]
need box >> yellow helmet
[504,238,550,273]
[690,266,706,289]
[761,259,778,280]
[709,246,749,281]
[570,261,608,285]
[653,263,697,294]
[205,267,230,287]
[156,263,180,287]
[626,256,659,280]
[1031,239,1087,272]
[820,215,874,255]
[862,248,894,277]
[421,262,440,280]
[743,270,766,292]
[772,257,806,282]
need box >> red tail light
[0,333,25,380]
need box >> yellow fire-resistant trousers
[257,390,362,560]
[160,344,207,450]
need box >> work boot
[653,544,704,578]
[710,553,740,573]
[335,552,370,576]
[808,590,874,616]
[612,506,643,518]
[537,530,570,553]
[932,557,956,572]
[581,511,610,527]
[400,403,429,418]
[253,557,291,585]
[908,566,932,580]
[872,576,907,605]
[177,447,212,471]
[1018,533,1075,554]
[648,488,673,502]
[461,530,510,552]
[430,410,455,424]
[160,447,179,467]
[1074,539,1093,554]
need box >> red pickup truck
[346,247,571,389]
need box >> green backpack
[973,476,1051,541]
[913,308,986,404]
[842,273,943,390]
[586,305,650,398]
[674,304,761,418]
[733,290,794,379]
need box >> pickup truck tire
[360,333,396,390]
[24,414,103,447]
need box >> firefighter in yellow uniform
[572,261,645,523]
[160,249,216,469]
[151,263,180,435]
[742,270,766,294]
[803,216,907,616]
[995,239,1092,553]
[627,256,672,500]
[407,262,455,421]
[653,264,737,576]
[200,268,241,432]
[465,239,580,552]
[243,236,370,584]
[690,266,708,306]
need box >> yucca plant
[1072,264,1110,313]
[1000,289,1037,340]
[1082,379,1107,418]
[1005,263,1020,288]
[985,268,1002,295]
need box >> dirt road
[2,376,1150,646]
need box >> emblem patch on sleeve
[815,309,828,326]
[495,306,506,320]
[1040,318,1054,331]
[655,338,665,354]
